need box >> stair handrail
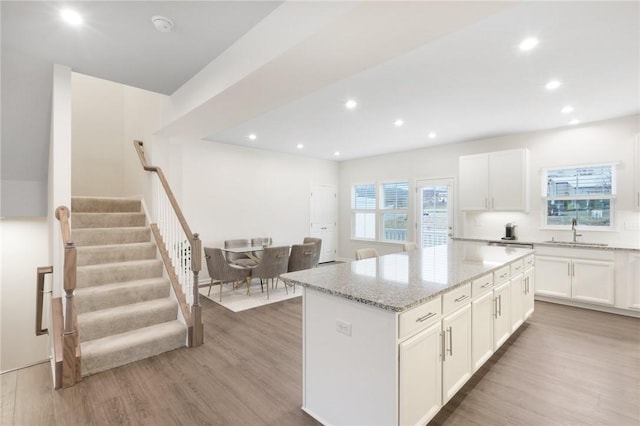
[54,205,81,387]
[133,140,203,347]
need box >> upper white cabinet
[459,149,530,211]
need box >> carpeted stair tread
[72,212,146,229]
[81,320,186,377]
[72,197,141,213]
[77,242,157,266]
[78,298,179,342]
[75,277,171,314]
[72,226,151,246]
[77,259,163,288]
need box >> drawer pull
[454,294,469,303]
[481,282,492,288]
[416,312,437,323]
[500,273,508,279]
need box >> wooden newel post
[62,242,79,387]
[190,234,204,347]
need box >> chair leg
[219,280,224,302]
[283,278,288,295]
[208,278,214,297]
[246,277,251,296]
[266,278,270,300]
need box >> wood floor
[1,299,638,426]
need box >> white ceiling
[205,1,640,161]
[1,1,639,186]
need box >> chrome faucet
[571,218,582,242]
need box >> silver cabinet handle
[491,198,495,209]
[454,294,469,303]
[568,263,571,276]
[441,331,446,362]
[494,297,499,319]
[481,282,492,288]
[447,326,453,356]
[416,312,436,323]
[572,263,575,277]
[498,295,502,316]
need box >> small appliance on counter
[503,222,517,240]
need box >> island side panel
[303,288,398,426]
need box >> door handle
[447,326,453,357]
[494,297,499,318]
[498,295,502,316]
[441,331,446,362]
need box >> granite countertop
[453,237,640,252]
[280,242,533,313]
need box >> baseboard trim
[535,295,640,318]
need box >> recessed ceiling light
[345,99,357,110]
[428,132,437,139]
[394,119,404,127]
[569,119,581,125]
[60,9,83,26]
[545,80,562,91]
[296,143,304,149]
[151,15,174,33]
[518,37,539,51]
[248,133,257,140]
[334,151,340,156]
[561,105,574,114]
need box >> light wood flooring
[1,299,638,425]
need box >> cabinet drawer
[442,283,472,315]
[399,296,441,340]
[510,260,525,276]
[494,266,510,284]
[472,273,494,297]
[524,254,535,269]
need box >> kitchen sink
[542,240,608,247]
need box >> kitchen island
[281,242,535,426]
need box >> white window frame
[351,183,377,240]
[379,181,409,242]
[541,163,617,230]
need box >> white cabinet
[572,259,615,305]
[510,272,525,333]
[493,280,511,349]
[523,267,535,320]
[399,321,442,426]
[441,303,471,403]
[535,256,572,298]
[627,254,640,310]
[536,249,615,306]
[459,149,529,211]
[471,290,494,371]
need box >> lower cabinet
[510,272,524,332]
[442,304,472,403]
[523,268,535,319]
[493,280,511,349]
[471,291,494,371]
[628,254,640,310]
[535,256,572,297]
[399,322,442,426]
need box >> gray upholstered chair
[402,242,418,252]
[302,237,322,267]
[355,248,378,260]
[224,238,257,267]
[249,246,290,299]
[204,247,251,302]
[285,243,315,294]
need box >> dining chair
[250,237,272,262]
[285,243,315,294]
[302,237,322,267]
[224,238,257,267]
[204,247,251,302]
[402,242,418,251]
[355,248,378,260]
[249,246,290,299]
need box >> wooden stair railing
[54,205,82,388]
[133,140,203,347]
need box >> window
[351,181,409,241]
[381,182,409,241]
[352,184,376,239]
[543,164,616,228]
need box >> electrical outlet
[336,319,352,336]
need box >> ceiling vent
[151,16,174,33]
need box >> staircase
[71,196,187,377]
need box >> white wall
[0,218,50,373]
[179,139,338,280]
[338,114,640,258]
[71,73,167,200]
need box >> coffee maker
[503,223,517,240]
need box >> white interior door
[310,185,337,263]
[416,178,454,248]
